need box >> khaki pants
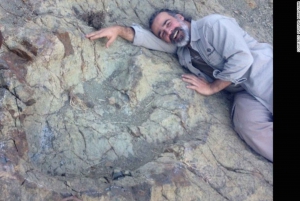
[232,91,273,161]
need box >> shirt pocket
[197,39,224,69]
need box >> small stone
[108,97,116,105]
[122,170,132,176]
[233,10,242,15]
[246,0,257,9]
[112,168,124,180]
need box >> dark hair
[148,9,192,29]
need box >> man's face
[151,12,190,47]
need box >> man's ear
[175,14,184,21]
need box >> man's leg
[232,91,273,161]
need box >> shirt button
[207,48,211,52]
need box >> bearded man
[86,9,273,162]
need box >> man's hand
[85,26,134,48]
[182,74,213,95]
[181,74,231,96]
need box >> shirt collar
[190,20,202,42]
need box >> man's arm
[131,24,177,53]
[85,25,134,48]
[86,24,177,53]
[182,74,231,96]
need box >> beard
[169,19,190,47]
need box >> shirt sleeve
[207,18,254,84]
[131,24,177,54]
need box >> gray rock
[0,0,273,200]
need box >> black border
[274,1,300,200]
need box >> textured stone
[0,0,272,200]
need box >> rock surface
[0,0,273,200]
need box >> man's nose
[166,27,172,35]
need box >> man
[86,9,273,162]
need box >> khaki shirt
[131,14,273,114]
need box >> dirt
[77,10,105,30]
